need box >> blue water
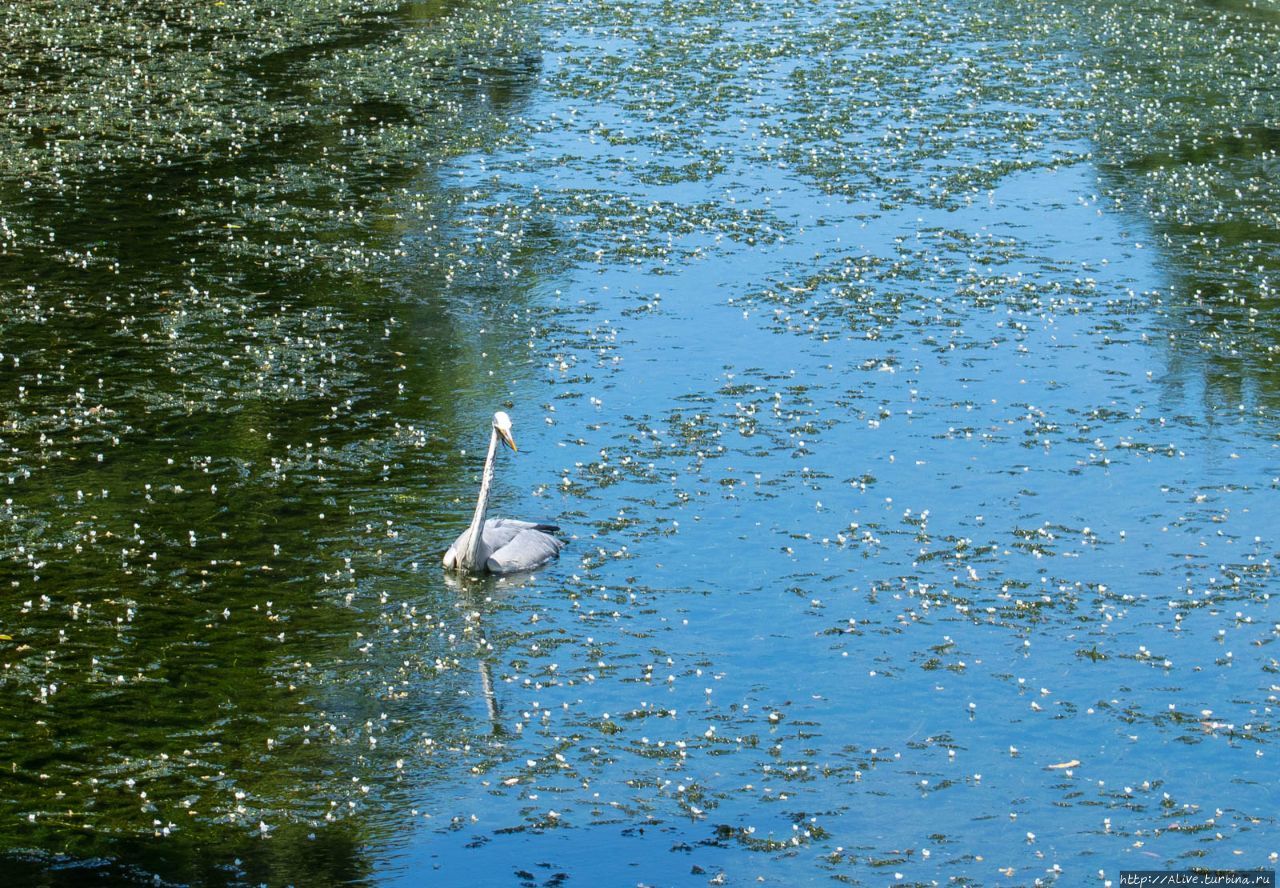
[372,0,1279,883]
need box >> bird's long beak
[497,426,517,452]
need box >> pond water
[2,0,1278,884]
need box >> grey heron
[443,411,565,574]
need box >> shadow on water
[0,0,549,883]
[3,825,366,887]
[1079,0,1280,414]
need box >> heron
[443,411,566,574]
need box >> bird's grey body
[443,517,564,575]
[443,412,565,575]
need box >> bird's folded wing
[485,529,566,575]
[482,518,558,549]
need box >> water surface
[2,0,1278,884]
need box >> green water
[1,0,547,881]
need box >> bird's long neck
[463,426,499,569]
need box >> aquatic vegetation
[1,0,1278,883]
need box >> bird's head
[493,411,517,451]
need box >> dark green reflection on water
[1077,0,1280,412]
[1,0,546,882]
